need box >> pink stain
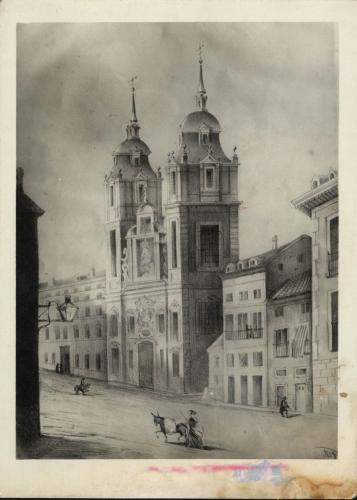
[147,461,288,475]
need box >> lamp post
[38,295,79,329]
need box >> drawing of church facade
[39,55,240,394]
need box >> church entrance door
[138,341,154,388]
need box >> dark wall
[16,172,43,451]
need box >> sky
[17,23,338,282]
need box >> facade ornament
[157,166,162,178]
[207,144,213,156]
[121,248,129,286]
[134,296,156,335]
[118,169,123,180]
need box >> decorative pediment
[201,153,217,164]
[199,123,210,134]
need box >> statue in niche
[121,247,129,285]
[137,238,154,278]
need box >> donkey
[151,411,187,443]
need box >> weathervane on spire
[128,75,139,128]
[129,75,138,93]
[198,41,204,64]
[196,42,207,110]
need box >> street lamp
[38,295,78,329]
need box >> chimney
[272,235,278,250]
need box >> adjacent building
[208,234,312,408]
[39,269,107,380]
[267,270,312,413]
[292,169,338,415]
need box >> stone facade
[292,169,338,415]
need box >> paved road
[27,371,337,459]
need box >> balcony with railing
[273,341,289,357]
[328,251,338,277]
[225,328,263,341]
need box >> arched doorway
[138,341,154,388]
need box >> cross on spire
[126,75,140,138]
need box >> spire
[127,76,140,139]
[130,76,138,122]
[196,42,207,111]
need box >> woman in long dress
[185,410,204,449]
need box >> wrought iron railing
[225,328,263,340]
[328,251,338,277]
[331,321,338,352]
[273,341,289,357]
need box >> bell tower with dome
[104,79,162,383]
[164,48,241,393]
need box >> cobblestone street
[21,370,337,459]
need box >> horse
[74,382,90,395]
[151,411,187,443]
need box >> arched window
[96,323,102,338]
[110,313,118,337]
[238,262,244,270]
[249,259,257,268]
[312,180,318,189]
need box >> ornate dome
[181,110,221,134]
[113,137,151,156]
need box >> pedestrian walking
[280,396,289,418]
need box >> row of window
[109,312,180,340]
[225,312,263,339]
[274,303,310,318]
[225,351,264,368]
[45,323,104,340]
[77,304,103,317]
[41,283,104,299]
[113,349,180,377]
[275,368,307,377]
[43,351,106,373]
[169,166,216,198]
[75,353,103,371]
[225,289,262,303]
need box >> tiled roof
[272,270,311,300]
[223,234,310,278]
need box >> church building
[39,54,241,394]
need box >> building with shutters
[267,270,313,413]
[292,169,338,415]
[207,234,312,408]
[39,53,240,394]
